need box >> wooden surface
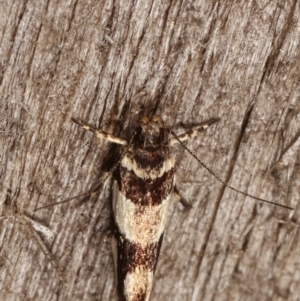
[1,1,300,301]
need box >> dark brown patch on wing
[114,167,175,206]
[113,223,164,301]
[133,146,168,170]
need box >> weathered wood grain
[1,1,299,301]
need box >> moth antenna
[35,126,136,212]
[35,182,107,211]
[170,130,294,210]
[35,162,118,211]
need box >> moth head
[139,115,166,146]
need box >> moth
[74,115,221,301]
[36,115,292,301]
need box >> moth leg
[35,173,113,211]
[17,211,65,281]
[72,118,128,145]
[169,117,220,146]
[4,189,64,281]
[173,185,192,209]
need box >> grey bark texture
[0,1,300,301]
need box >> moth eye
[152,116,163,124]
[141,116,150,124]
